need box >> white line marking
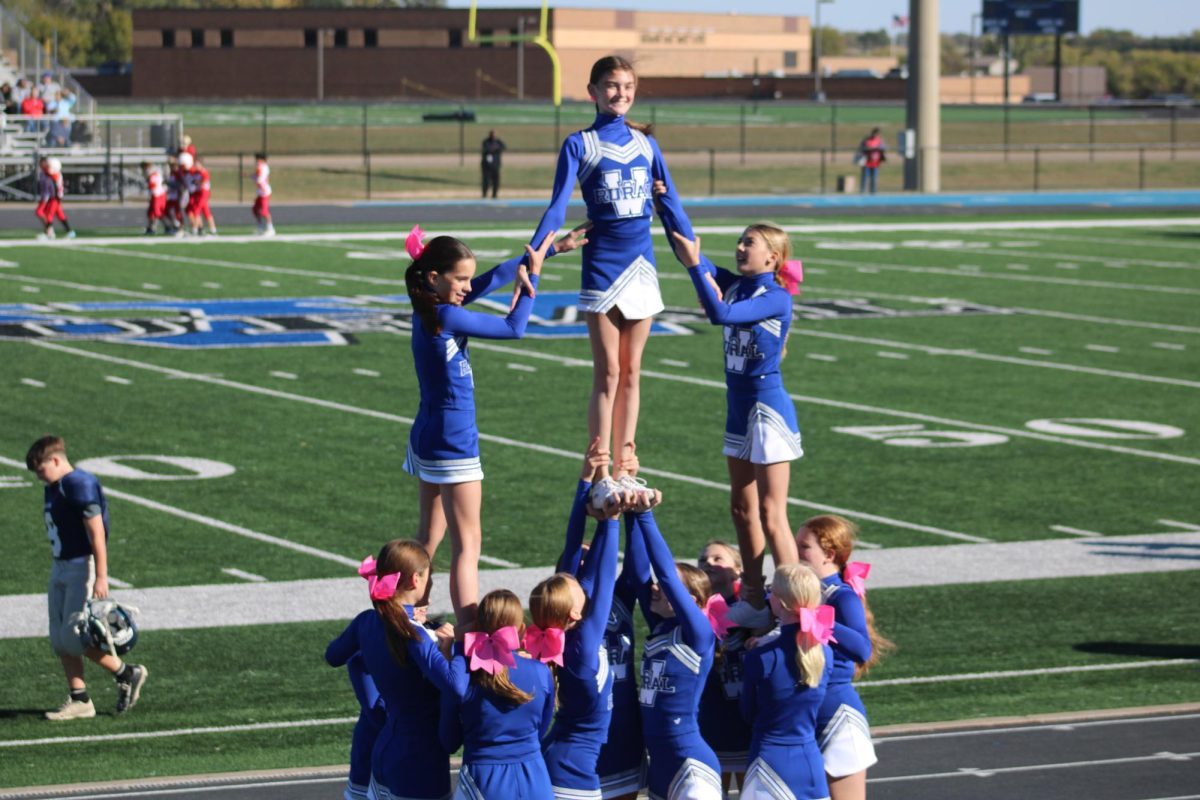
[0,476,33,489]
[21,285,39,292]
[270,371,298,380]
[1086,344,1121,353]
[878,712,1200,743]
[0,258,17,267]
[1057,262,1080,269]
[318,279,338,286]
[1008,309,1200,335]
[869,750,1200,784]
[202,281,222,289]
[1154,342,1187,350]
[660,358,690,368]
[1050,525,1104,537]
[259,280,279,287]
[141,283,161,290]
[222,568,267,582]
[1006,263,1030,271]
[790,329,1200,389]
[107,576,132,588]
[23,341,979,541]
[877,351,910,360]
[53,777,347,799]
[1019,347,1054,355]
[21,378,46,387]
[353,368,381,377]
[807,353,838,362]
[0,716,357,748]
[1158,519,1200,532]
[104,375,132,385]
[479,555,522,568]
[0,272,181,300]
[507,363,537,372]
[857,659,1197,688]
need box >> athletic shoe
[115,664,148,714]
[263,225,276,237]
[724,600,772,629]
[65,230,76,239]
[45,697,95,721]
[616,474,652,505]
[35,232,47,241]
[590,476,622,510]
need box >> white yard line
[23,341,974,542]
[870,751,1200,783]
[1050,525,1104,537]
[858,659,1198,688]
[0,273,183,301]
[221,568,267,582]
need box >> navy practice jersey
[44,468,108,560]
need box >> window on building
[304,29,318,48]
[191,29,204,48]
[162,29,175,48]
[334,28,348,48]
[448,29,462,48]
[364,28,378,48]
[220,29,233,48]
[784,51,797,69]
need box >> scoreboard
[982,0,1080,36]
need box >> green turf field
[0,211,1197,787]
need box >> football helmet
[177,151,194,169]
[83,599,139,655]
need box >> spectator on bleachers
[1,83,15,115]
[48,91,74,148]
[39,72,61,100]
[11,78,30,107]
[21,90,44,132]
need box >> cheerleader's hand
[582,435,609,482]
[509,231,557,310]
[669,230,702,269]
[651,179,668,216]
[555,221,591,254]
[704,271,723,302]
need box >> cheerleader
[341,654,385,800]
[696,540,754,793]
[739,564,834,800]
[527,54,695,507]
[633,500,722,800]
[431,589,556,800]
[796,516,893,800]
[665,222,805,629]
[325,540,456,800]
[533,439,623,800]
[405,226,583,625]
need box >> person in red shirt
[252,152,274,236]
[856,128,887,194]
[180,151,217,236]
[22,92,45,133]
[35,157,74,240]
[141,161,167,235]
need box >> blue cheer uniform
[739,626,833,800]
[633,511,722,800]
[432,647,556,800]
[404,256,539,484]
[343,653,386,800]
[816,575,878,778]
[542,481,620,799]
[698,627,753,775]
[326,608,453,800]
[687,255,803,464]
[529,113,694,319]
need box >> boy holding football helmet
[26,435,147,720]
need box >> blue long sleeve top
[634,510,715,740]
[530,112,694,248]
[739,625,832,747]
[688,255,793,393]
[821,574,874,685]
[411,256,540,413]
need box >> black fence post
[820,148,827,194]
[1088,105,1095,162]
[1003,103,1010,162]
[708,148,716,196]
[830,103,837,152]
[366,150,372,200]
[1033,147,1040,192]
[459,114,465,167]
[238,153,244,204]
[1138,147,1145,190]
[362,104,369,161]
[104,120,112,200]
[1170,105,1177,160]
[261,105,268,153]
[739,104,746,165]
[118,154,124,203]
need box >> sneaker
[36,232,47,241]
[45,697,95,721]
[263,225,276,237]
[724,599,772,629]
[590,476,622,510]
[115,664,148,714]
[66,230,76,239]
[616,474,652,505]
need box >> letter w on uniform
[596,167,650,217]
[639,658,676,705]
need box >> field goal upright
[467,0,562,106]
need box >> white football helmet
[177,151,194,169]
[82,598,140,655]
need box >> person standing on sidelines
[35,157,74,240]
[253,152,275,236]
[856,128,886,194]
[26,435,147,720]
[481,130,506,199]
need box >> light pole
[812,0,834,102]
[970,12,980,104]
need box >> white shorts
[47,556,93,657]
[819,705,878,777]
[723,401,805,464]
[402,444,484,485]
[579,256,664,320]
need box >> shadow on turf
[1074,641,1200,659]
[0,708,55,721]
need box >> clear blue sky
[459,1,1198,37]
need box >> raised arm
[636,510,715,653]
[688,254,791,326]
[464,254,526,304]
[528,136,582,250]
[624,512,658,628]
[439,274,540,340]
[575,517,619,656]
[557,479,593,578]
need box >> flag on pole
[892,14,909,28]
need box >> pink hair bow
[798,604,837,648]
[704,593,733,638]
[780,259,804,296]
[464,626,520,675]
[358,556,402,601]
[524,624,566,667]
[844,562,871,600]
[405,224,426,261]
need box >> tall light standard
[970,12,980,104]
[812,0,835,102]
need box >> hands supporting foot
[584,438,660,518]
